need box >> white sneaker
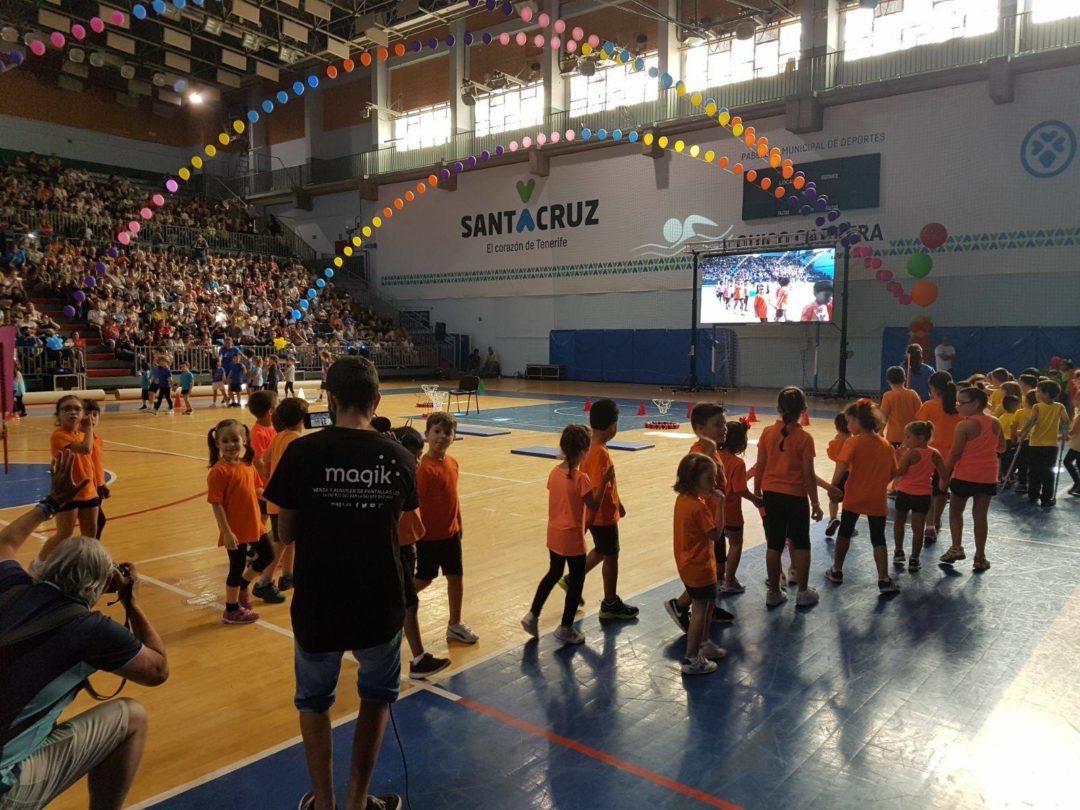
[699,640,727,660]
[719,577,745,594]
[446,623,479,644]
[553,625,585,645]
[681,655,718,675]
[795,587,820,607]
[766,588,789,607]
[520,612,539,639]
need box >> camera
[105,562,133,594]
[304,411,334,429]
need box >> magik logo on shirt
[325,465,393,486]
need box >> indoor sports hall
[2,1,1079,809]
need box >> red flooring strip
[110,491,208,521]
[454,695,743,810]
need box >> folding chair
[449,375,480,415]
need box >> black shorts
[950,479,997,498]
[761,491,810,551]
[838,510,887,546]
[588,524,620,556]
[723,524,745,537]
[415,534,463,580]
[269,514,278,537]
[259,499,268,517]
[229,382,242,393]
[685,582,717,600]
[894,491,931,515]
[399,544,419,609]
[931,471,947,497]
[57,497,101,513]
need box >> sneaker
[681,656,718,675]
[598,597,639,620]
[367,796,403,810]
[252,581,286,604]
[699,640,727,660]
[939,546,966,564]
[787,567,799,585]
[923,527,937,544]
[908,557,921,572]
[664,598,691,634]
[765,588,789,607]
[557,575,585,607]
[878,577,900,594]
[719,577,745,594]
[824,568,844,584]
[825,518,840,537]
[297,792,314,810]
[409,652,451,680]
[238,589,253,610]
[222,607,259,624]
[446,623,479,644]
[1068,485,1080,496]
[893,549,906,567]
[795,586,820,607]
[712,607,735,624]
[521,611,539,639]
[553,625,585,645]
[278,574,294,591]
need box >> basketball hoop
[431,391,448,411]
[652,399,674,415]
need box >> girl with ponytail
[915,372,963,543]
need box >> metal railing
[224,11,1080,196]
[15,346,84,376]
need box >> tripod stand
[821,244,857,399]
[673,250,708,393]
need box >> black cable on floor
[388,705,411,810]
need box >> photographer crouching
[1,451,168,809]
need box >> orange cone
[637,400,646,416]
[583,398,591,413]
[687,402,694,419]
[747,406,758,423]
[800,409,810,426]
[174,390,182,410]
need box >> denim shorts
[294,630,402,711]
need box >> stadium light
[188,91,204,105]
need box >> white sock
[412,654,426,665]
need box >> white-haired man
[0,451,168,810]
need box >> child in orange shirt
[34,395,99,570]
[824,413,850,537]
[825,399,900,593]
[574,399,638,620]
[671,453,726,675]
[415,412,478,645]
[892,420,947,572]
[83,399,110,540]
[881,366,922,448]
[206,419,276,624]
[914,371,962,543]
[718,419,762,594]
[522,425,613,646]
[392,425,451,679]
[247,391,285,604]
[262,397,307,591]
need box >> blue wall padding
[550,329,735,386]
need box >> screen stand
[822,244,857,400]
[673,250,711,393]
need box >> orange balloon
[782,158,793,168]
[719,156,729,169]
[428,174,438,186]
[360,52,372,67]
[793,176,806,190]
[731,116,742,128]
[394,198,404,209]
[393,43,406,57]
[378,47,388,61]
[910,280,939,308]
[782,165,794,179]
[417,182,427,193]
[756,142,768,158]
[744,133,755,147]
[733,162,744,176]
[774,187,786,198]
[770,153,782,168]
[383,207,393,218]
[760,177,772,190]
[326,65,338,79]
[343,58,355,72]
[404,190,415,202]
[746,169,757,182]
[745,126,755,139]
[758,136,768,150]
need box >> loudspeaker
[435,322,446,341]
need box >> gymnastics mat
[607,440,655,451]
[456,425,511,437]
[510,446,560,458]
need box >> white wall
[278,65,1080,387]
[0,114,194,174]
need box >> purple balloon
[63,305,76,318]
[494,145,504,156]
[827,226,838,237]
[899,294,912,305]
[107,247,119,258]
[840,237,851,248]
[463,33,473,46]
[482,33,493,45]
[485,0,496,9]
[828,210,840,221]
[804,188,817,201]
[440,168,451,179]
[72,290,86,303]
[816,216,826,227]
[412,40,422,52]
[814,198,827,212]
[453,161,464,172]
[800,205,812,216]
[95,261,106,273]
[428,37,438,49]
[501,1,513,13]
[445,35,455,47]
[480,150,490,161]
[466,155,477,167]
[84,275,97,287]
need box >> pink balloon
[554,19,566,34]
[550,131,560,143]
[128,221,141,234]
[566,39,577,53]
[50,32,65,48]
[499,32,510,46]
[90,17,105,34]
[533,34,544,48]
[538,13,550,28]
[870,258,882,269]
[550,36,560,50]
[572,26,584,41]
[509,141,519,152]
[29,40,46,57]
[565,129,575,141]
[587,34,600,48]
[519,6,534,22]
[515,32,527,46]
[879,270,894,282]
[110,11,125,26]
[536,132,546,145]
[151,194,165,206]
[165,179,178,193]
[71,24,86,40]
[117,232,131,245]
[140,207,152,219]
[522,136,532,148]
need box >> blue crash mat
[510,446,560,458]
[456,425,511,436]
[607,440,655,451]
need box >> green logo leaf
[515,178,536,204]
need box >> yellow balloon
[676,82,687,97]
[732,123,744,137]
[205,144,217,157]
[351,236,362,247]
[372,216,382,228]
[333,256,343,267]
[218,133,230,146]
[581,43,592,56]
[689,144,700,158]
[343,246,353,256]
[658,135,669,149]
[191,156,203,169]
[643,132,654,146]
[704,150,715,163]
[705,102,717,116]
[362,226,372,238]
[674,140,685,153]
[718,111,731,126]
[232,120,245,134]
[690,92,702,107]
[178,167,191,181]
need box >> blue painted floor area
[0,463,115,508]
[154,492,1080,810]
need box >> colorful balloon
[906,253,933,279]
[919,222,948,250]
[910,280,939,308]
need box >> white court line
[460,470,534,484]
[416,682,463,703]
[136,424,209,439]
[104,438,206,463]
[134,546,219,565]
[136,573,295,640]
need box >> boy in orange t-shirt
[262,396,307,592]
[880,366,922,448]
[247,390,285,604]
[574,399,638,620]
[415,412,478,645]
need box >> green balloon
[907,253,933,279]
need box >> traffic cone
[637,400,646,416]
[800,409,810,426]
[687,402,694,419]
[583,398,591,412]
[747,406,758,423]
[173,390,182,410]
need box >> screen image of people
[699,248,836,324]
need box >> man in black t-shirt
[264,356,415,810]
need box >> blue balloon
[661,73,673,89]
[307,75,319,89]
[173,0,186,8]
[246,110,259,123]
[174,79,187,92]
[292,81,305,96]
[261,100,273,113]
[324,268,334,278]
[648,66,659,78]
[581,128,592,141]
[316,278,326,288]
[299,299,309,310]
[634,57,644,72]
[596,129,607,140]
[291,310,302,320]
[193,0,203,5]
[627,131,639,143]
[604,41,615,53]
[133,5,148,20]
[276,90,289,104]
[621,50,632,63]
[705,98,716,109]
[152,0,166,13]
[612,129,622,141]
[307,289,317,298]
